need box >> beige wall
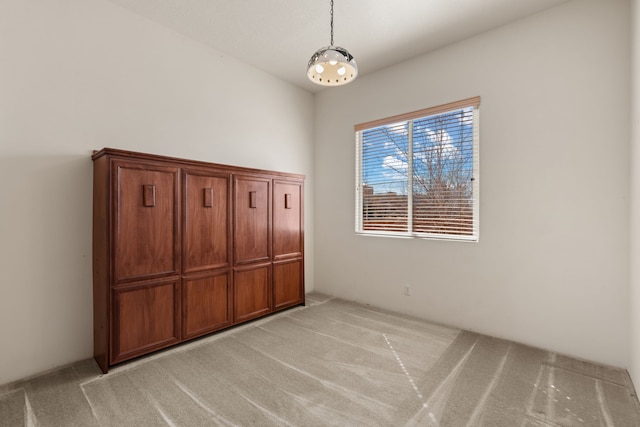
[0,0,315,385]
[630,0,640,386]
[1,0,634,388]
[314,0,630,367]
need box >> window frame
[355,96,480,242]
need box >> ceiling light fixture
[307,0,358,87]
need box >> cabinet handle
[143,185,156,207]
[249,191,257,208]
[203,188,213,208]
[285,193,292,209]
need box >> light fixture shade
[307,46,358,86]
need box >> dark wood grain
[183,169,231,273]
[234,176,270,264]
[111,278,180,363]
[234,264,271,323]
[273,180,303,260]
[273,258,303,311]
[113,161,180,282]
[92,155,109,373]
[183,271,232,339]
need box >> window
[355,97,480,241]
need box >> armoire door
[182,169,233,338]
[182,169,231,273]
[234,176,270,264]
[272,180,303,260]
[273,259,303,310]
[183,271,232,339]
[272,179,304,309]
[111,278,180,363]
[113,160,180,283]
[234,263,271,323]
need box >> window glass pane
[356,97,479,241]
[412,108,474,236]
[361,122,409,232]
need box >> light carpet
[1,293,639,426]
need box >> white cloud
[427,128,452,145]
[381,155,408,182]
[411,128,460,163]
[385,122,407,135]
[382,155,408,172]
[460,108,473,125]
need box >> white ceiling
[105,0,571,93]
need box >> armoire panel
[234,176,270,264]
[111,279,180,363]
[273,259,303,310]
[183,272,232,339]
[273,180,303,259]
[234,264,271,323]
[113,161,179,282]
[183,170,231,273]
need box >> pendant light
[307,0,358,86]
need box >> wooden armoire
[92,148,304,373]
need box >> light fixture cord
[330,0,334,47]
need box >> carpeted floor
[1,292,639,426]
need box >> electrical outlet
[404,284,411,296]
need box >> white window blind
[355,97,480,241]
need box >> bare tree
[412,113,473,234]
[363,110,473,235]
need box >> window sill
[355,231,478,243]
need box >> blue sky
[360,107,474,196]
